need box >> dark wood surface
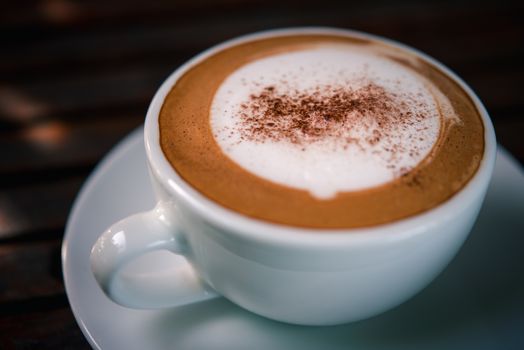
[0,0,522,348]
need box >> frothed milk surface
[211,45,451,199]
[159,33,484,228]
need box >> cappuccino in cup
[91,28,495,325]
[159,33,484,228]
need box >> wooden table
[1,0,522,348]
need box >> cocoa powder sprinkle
[223,81,433,172]
[238,82,423,145]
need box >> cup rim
[144,26,496,247]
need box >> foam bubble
[210,44,451,199]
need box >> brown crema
[159,34,484,228]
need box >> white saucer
[63,127,524,350]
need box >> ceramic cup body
[91,27,496,326]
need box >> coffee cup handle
[90,203,219,308]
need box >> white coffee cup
[90,27,496,326]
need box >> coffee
[159,32,484,228]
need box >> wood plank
[0,305,90,349]
[0,0,264,28]
[460,70,524,112]
[0,241,63,303]
[2,1,522,77]
[0,177,83,238]
[0,0,462,29]
[0,117,142,175]
[492,118,524,165]
[0,65,168,126]
[2,23,522,86]
[2,0,522,30]
[0,25,200,81]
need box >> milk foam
[210,44,452,199]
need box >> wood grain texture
[0,306,90,349]
[0,242,63,303]
[0,0,522,348]
[0,174,81,237]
